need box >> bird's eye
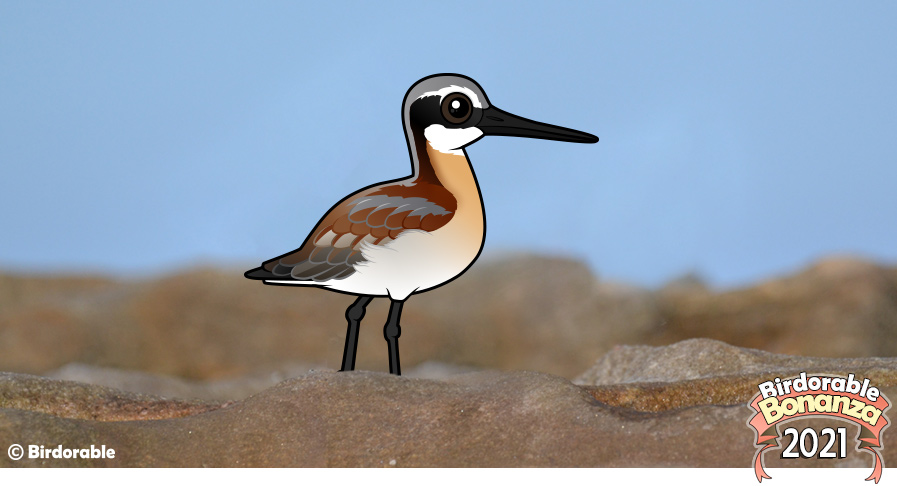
[441,93,472,124]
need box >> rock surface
[2,339,896,468]
[2,255,896,380]
[576,338,897,385]
[45,361,480,402]
[0,373,223,421]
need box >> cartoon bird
[245,74,598,375]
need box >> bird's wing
[257,186,456,282]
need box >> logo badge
[747,372,890,483]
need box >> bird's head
[402,74,598,155]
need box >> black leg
[383,299,405,375]
[340,295,373,372]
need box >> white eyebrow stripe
[417,85,483,109]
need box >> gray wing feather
[269,194,449,283]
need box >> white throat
[424,125,484,155]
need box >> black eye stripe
[441,93,472,124]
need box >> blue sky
[1,2,895,287]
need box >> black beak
[478,106,598,144]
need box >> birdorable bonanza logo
[747,372,890,483]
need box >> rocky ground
[1,339,895,468]
[1,255,896,468]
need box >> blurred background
[1,2,896,390]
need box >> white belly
[322,209,484,300]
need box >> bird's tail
[244,267,279,280]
